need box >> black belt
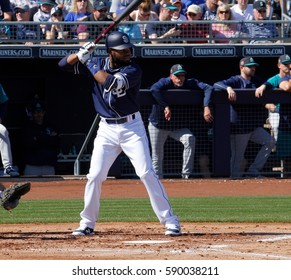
[104,113,136,124]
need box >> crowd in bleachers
[0,0,289,44]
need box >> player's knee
[265,137,276,149]
[139,168,158,181]
[87,170,107,183]
[183,134,196,148]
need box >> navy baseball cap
[14,4,30,12]
[240,57,259,67]
[93,0,108,11]
[253,0,266,11]
[278,54,291,65]
[170,64,187,75]
[32,102,45,112]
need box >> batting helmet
[105,31,133,51]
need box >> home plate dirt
[1,178,291,260]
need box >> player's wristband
[86,60,101,76]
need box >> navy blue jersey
[214,75,267,134]
[59,56,142,118]
[149,76,213,130]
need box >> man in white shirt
[231,0,254,21]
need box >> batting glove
[76,48,91,64]
[82,41,97,54]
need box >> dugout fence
[71,89,291,179]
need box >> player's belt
[104,113,136,124]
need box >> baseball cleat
[72,227,94,236]
[4,166,20,177]
[165,225,181,236]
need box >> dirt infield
[1,178,291,260]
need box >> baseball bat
[94,0,144,44]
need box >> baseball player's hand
[226,87,236,101]
[203,106,213,123]
[265,103,278,113]
[164,106,171,121]
[255,84,266,98]
[76,47,91,64]
[164,27,181,38]
[82,41,97,54]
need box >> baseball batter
[58,31,181,236]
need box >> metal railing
[1,19,291,45]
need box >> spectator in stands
[0,0,13,21]
[129,0,158,40]
[0,18,10,42]
[10,0,39,10]
[213,57,275,179]
[153,0,171,16]
[110,0,132,16]
[22,100,59,176]
[10,0,39,19]
[64,0,93,40]
[0,83,19,177]
[180,0,204,17]
[212,4,239,43]
[199,0,218,20]
[231,0,254,21]
[0,0,12,42]
[46,6,68,43]
[270,0,281,19]
[180,4,209,43]
[255,54,291,142]
[280,0,291,17]
[11,4,37,45]
[148,64,213,179]
[171,0,187,21]
[261,0,280,19]
[55,0,73,18]
[115,5,143,43]
[243,0,280,44]
[148,2,182,43]
[33,0,57,39]
[77,0,112,43]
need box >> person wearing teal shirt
[255,54,291,141]
[115,5,143,44]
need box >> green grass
[1,196,291,224]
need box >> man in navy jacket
[148,64,213,179]
[214,57,275,179]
